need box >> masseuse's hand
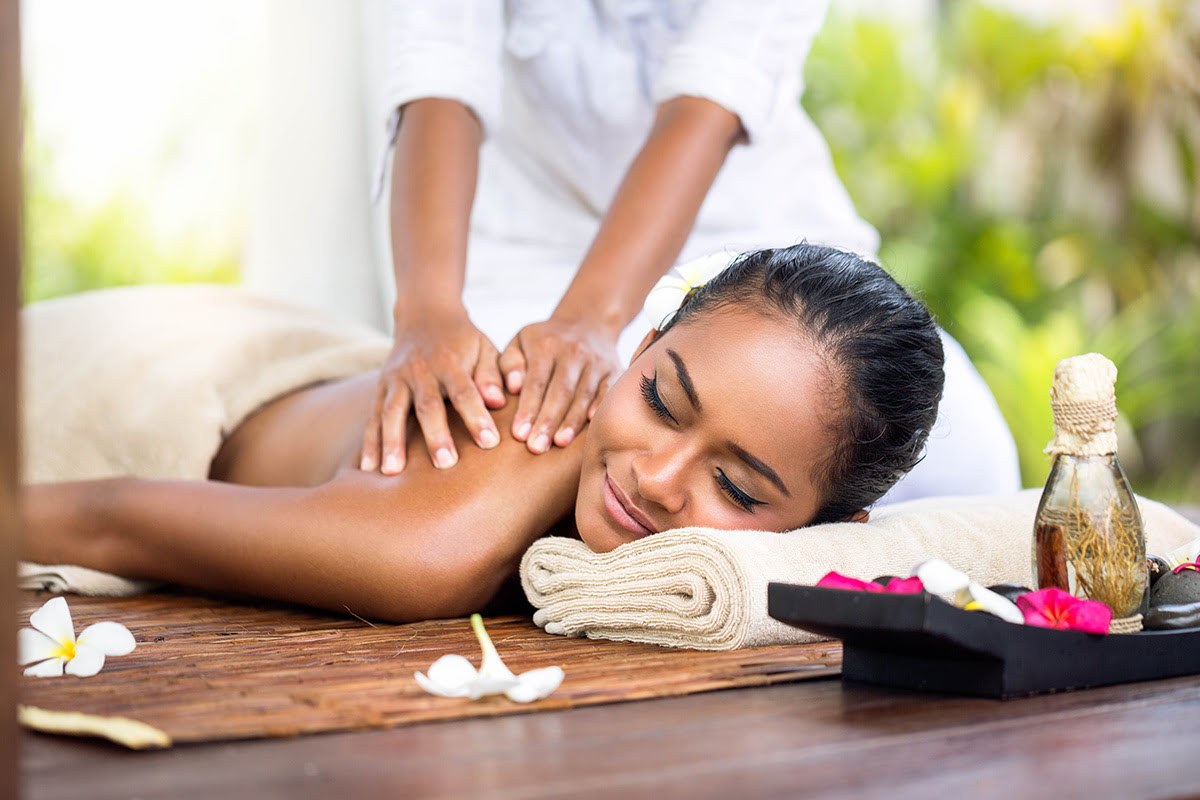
[499,317,620,454]
[361,306,505,474]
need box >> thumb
[498,339,527,394]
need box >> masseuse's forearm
[554,96,744,333]
[389,98,483,317]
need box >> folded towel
[20,284,391,596]
[520,490,1200,650]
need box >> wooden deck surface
[22,671,1200,799]
[20,514,1200,799]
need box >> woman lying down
[20,244,944,623]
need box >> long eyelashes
[716,469,765,512]
[640,373,676,423]
[640,372,764,513]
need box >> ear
[843,509,870,524]
[631,328,660,361]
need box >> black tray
[767,583,1200,698]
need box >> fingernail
[435,448,457,469]
[554,428,574,446]
[479,428,499,448]
[383,454,400,473]
[516,421,532,440]
[531,434,550,453]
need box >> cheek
[587,371,648,451]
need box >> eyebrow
[667,349,701,411]
[667,348,791,498]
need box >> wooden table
[21,671,1200,799]
[22,506,1200,799]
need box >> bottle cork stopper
[1045,353,1119,456]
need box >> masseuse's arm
[503,95,743,454]
[361,98,505,477]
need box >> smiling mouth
[603,472,657,537]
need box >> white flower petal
[29,596,75,647]
[677,251,735,286]
[965,582,1025,624]
[414,654,478,697]
[1165,536,1200,568]
[414,670,463,698]
[505,666,565,703]
[24,657,65,678]
[643,278,691,330]
[913,559,971,596]
[18,627,62,666]
[64,645,107,677]
[77,621,136,656]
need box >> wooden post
[0,0,22,796]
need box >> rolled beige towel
[520,490,1200,650]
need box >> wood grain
[16,590,840,745]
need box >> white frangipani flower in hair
[18,596,136,678]
[415,614,563,703]
[643,251,739,330]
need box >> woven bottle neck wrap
[1045,353,1119,457]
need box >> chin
[574,467,610,552]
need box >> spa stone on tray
[986,584,1032,604]
[1150,567,1200,608]
[1147,555,1172,589]
[1144,602,1200,630]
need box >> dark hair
[662,243,944,523]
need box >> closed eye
[640,373,677,424]
[716,469,765,512]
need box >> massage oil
[1032,354,1148,621]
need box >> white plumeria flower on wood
[643,251,738,330]
[415,614,564,703]
[912,559,1024,624]
[18,596,136,678]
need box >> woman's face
[576,305,841,553]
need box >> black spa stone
[986,584,1032,603]
[1144,601,1200,630]
[871,575,901,586]
[1147,555,1172,588]
[1150,568,1200,608]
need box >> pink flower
[816,572,924,594]
[1015,587,1112,634]
[881,576,925,595]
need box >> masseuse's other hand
[361,307,505,474]
[500,318,620,454]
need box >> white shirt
[378,0,879,357]
[377,0,1022,504]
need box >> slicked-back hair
[662,243,945,524]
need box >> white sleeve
[380,0,504,138]
[652,0,831,143]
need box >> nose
[630,446,689,515]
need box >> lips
[603,472,657,538]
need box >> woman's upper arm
[91,472,501,622]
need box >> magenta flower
[1016,587,1112,634]
[816,572,924,594]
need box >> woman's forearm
[554,96,744,334]
[388,98,483,317]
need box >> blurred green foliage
[805,0,1200,499]
[21,138,237,303]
